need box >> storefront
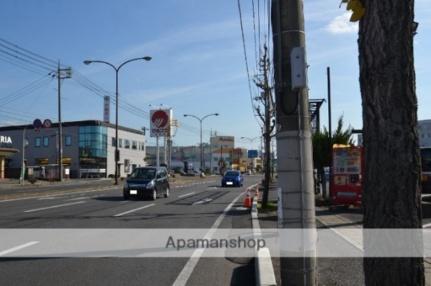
[0,147,18,179]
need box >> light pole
[183,113,219,172]
[84,56,152,185]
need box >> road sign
[33,119,42,131]
[150,109,172,137]
[248,150,258,158]
[43,119,52,128]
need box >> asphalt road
[0,175,261,286]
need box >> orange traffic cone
[243,191,252,208]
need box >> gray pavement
[0,175,261,286]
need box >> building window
[35,137,41,147]
[65,135,72,146]
[132,140,137,150]
[125,139,130,149]
[78,126,108,168]
[111,137,116,147]
[43,136,49,147]
[124,159,130,173]
[119,139,123,148]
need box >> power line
[252,0,259,71]
[237,0,262,128]
[0,38,58,66]
[0,54,46,75]
[0,48,56,71]
[0,75,53,106]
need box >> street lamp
[183,113,219,172]
[83,57,152,185]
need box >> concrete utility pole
[272,0,317,285]
[19,127,26,184]
[57,62,72,182]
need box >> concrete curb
[250,185,277,286]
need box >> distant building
[419,120,431,147]
[0,120,146,179]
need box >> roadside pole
[163,135,167,165]
[156,135,160,168]
[19,127,26,184]
[56,62,72,182]
[272,0,317,285]
[326,66,332,200]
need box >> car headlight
[146,180,155,189]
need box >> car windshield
[129,168,156,180]
[225,171,239,177]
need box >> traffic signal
[340,0,365,22]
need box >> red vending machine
[330,144,364,208]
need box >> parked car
[221,170,243,187]
[123,167,170,200]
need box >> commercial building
[419,120,431,147]
[0,120,146,179]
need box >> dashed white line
[113,203,155,217]
[37,197,61,200]
[67,196,91,201]
[172,190,245,286]
[0,241,39,256]
[178,192,195,198]
[192,198,213,205]
[24,201,86,213]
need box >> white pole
[20,128,26,184]
[156,135,160,168]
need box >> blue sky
[0,0,430,150]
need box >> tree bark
[358,0,424,285]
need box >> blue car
[221,170,243,187]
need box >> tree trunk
[358,0,424,285]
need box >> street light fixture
[183,113,219,172]
[83,56,152,185]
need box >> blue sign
[248,150,258,158]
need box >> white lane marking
[67,196,91,201]
[37,197,60,200]
[172,191,245,286]
[192,198,213,205]
[24,201,86,213]
[178,192,195,198]
[0,241,39,256]
[113,203,155,217]
[0,187,118,203]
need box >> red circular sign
[151,110,169,128]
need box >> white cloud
[326,12,358,34]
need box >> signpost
[247,150,259,158]
[150,109,172,168]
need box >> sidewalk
[256,183,365,286]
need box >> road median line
[113,203,156,217]
[24,201,86,213]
